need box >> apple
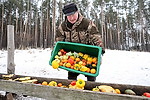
[58,51,62,56]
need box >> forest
[0,0,150,52]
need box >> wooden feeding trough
[0,73,150,100]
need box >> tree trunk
[0,4,4,49]
[101,0,105,48]
[44,2,49,49]
[117,14,120,50]
[109,17,113,49]
[35,11,38,48]
[28,0,32,48]
[52,0,56,48]
[40,0,43,48]
[15,15,18,48]
[59,0,63,25]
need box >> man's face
[67,12,78,24]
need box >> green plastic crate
[49,41,102,77]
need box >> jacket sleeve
[55,24,65,42]
[88,21,105,54]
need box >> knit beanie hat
[62,3,78,16]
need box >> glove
[96,41,105,55]
[102,49,105,55]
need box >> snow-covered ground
[1,48,150,86]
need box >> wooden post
[7,25,15,74]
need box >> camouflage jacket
[56,13,104,49]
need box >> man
[55,3,105,81]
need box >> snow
[1,48,150,87]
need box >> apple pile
[51,49,98,74]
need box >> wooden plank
[7,25,15,74]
